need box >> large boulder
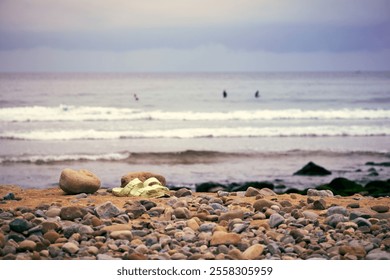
[121,171,166,187]
[293,161,331,176]
[59,168,101,194]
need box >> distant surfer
[133,93,139,101]
[255,90,260,98]
[223,90,227,98]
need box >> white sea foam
[0,152,131,163]
[0,105,389,122]
[1,125,389,140]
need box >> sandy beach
[1,183,389,260]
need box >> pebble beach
[1,179,389,260]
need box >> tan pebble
[187,218,200,231]
[242,244,264,260]
[210,231,241,246]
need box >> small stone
[18,240,37,251]
[326,214,348,228]
[175,188,193,197]
[3,192,16,200]
[102,224,132,232]
[353,217,372,228]
[45,207,61,217]
[41,221,60,234]
[366,249,390,260]
[110,230,133,240]
[242,244,264,259]
[210,232,241,246]
[313,199,326,210]
[60,206,87,221]
[62,242,79,254]
[347,203,360,209]
[253,199,281,211]
[258,188,277,196]
[0,232,5,248]
[44,231,61,244]
[371,205,389,213]
[187,218,200,231]
[219,210,244,222]
[124,202,146,218]
[339,245,366,259]
[173,207,191,219]
[245,187,261,197]
[327,206,349,217]
[95,201,121,219]
[59,168,101,194]
[269,213,285,228]
[9,218,31,233]
[307,189,334,197]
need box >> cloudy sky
[0,0,389,72]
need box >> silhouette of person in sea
[133,93,139,101]
[223,90,227,98]
[255,90,260,98]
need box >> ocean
[0,72,389,191]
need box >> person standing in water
[255,90,260,98]
[223,90,227,98]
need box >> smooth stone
[258,188,277,196]
[253,199,281,211]
[353,217,372,228]
[43,230,61,244]
[95,201,121,219]
[326,214,348,228]
[366,249,390,260]
[45,207,61,218]
[9,218,31,233]
[269,213,285,228]
[327,206,349,217]
[186,218,200,231]
[121,171,166,187]
[242,244,264,259]
[102,224,132,232]
[18,240,37,251]
[175,188,193,197]
[59,168,101,194]
[339,245,366,258]
[371,205,389,213]
[3,192,16,200]
[173,207,191,219]
[307,189,334,197]
[110,230,133,240]
[219,210,244,222]
[0,232,5,248]
[245,187,261,197]
[199,223,216,232]
[97,254,121,260]
[60,206,87,221]
[124,202,146,219]
[302,210,319,221]
[210,232,241,246]
[62,242,79,254]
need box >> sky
[0,0,389,72]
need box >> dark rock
[364,180,390,197]
[229,181,274,192]
[139,200,156,211]
[293,162,331,176]
[9,218,31,233]
[196,182,228,192]
[3,193,16,200]
[353,217,372,228]
[366,161,390,167]
[124,201,146,219]
[253,199,281,212]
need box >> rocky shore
[1,183,389,260]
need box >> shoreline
[0,183,389,260]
